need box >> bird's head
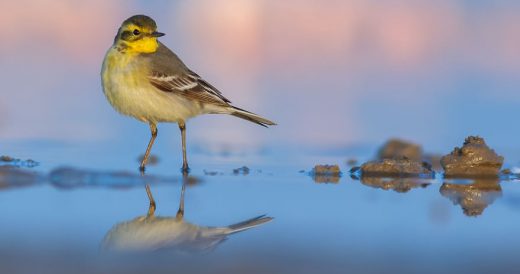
[114,15,165,54]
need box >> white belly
[101,49,202,124]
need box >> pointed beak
[152,31,165,37]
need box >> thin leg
[145,184,156,217]
[176,179,186,220]
[140,123,158,172]
[178,121,189,173]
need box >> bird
[102,183,273,252]
[101,15,276,173]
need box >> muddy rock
[377,139,422,161]
[441,136,503,177]
[360,157,434,177]
[440,179,501,217]
[310,165,341,184]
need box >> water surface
[1,139,520,273]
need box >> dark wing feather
[149,71,231,106]
[146,43,231,106]
[186,70,231,104]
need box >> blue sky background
[0,0,519,154]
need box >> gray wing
[174,229,229,253]
[146,42,231,106]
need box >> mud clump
[310,165,341,184]
[441,136,503,177]
[377,139,422,161]
[353,139,433,177]
[360,157,434,177]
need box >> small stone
[313,165,341,175]
[501,169,512,175]
[233,166,250,175]
[310,165,341,184]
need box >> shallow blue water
[1,139,520,273]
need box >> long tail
[230,107,277,127]
[226,215,273,234]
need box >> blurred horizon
[1,0,519,152]
[2,3,520,273]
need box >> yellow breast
[101,48,146,116]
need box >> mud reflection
[0,167,40,190]
[102,177,273,252]
[440,179,502,217]
[0,166,196,190]
[359,176,432,193]
[49,167,179,189]
[310,165,341,184]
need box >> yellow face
[116,23,164,54]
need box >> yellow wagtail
[101,15,276,172]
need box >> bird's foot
[181,165,190,175]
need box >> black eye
[133,29,140,35]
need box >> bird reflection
[359,176,431,193]
[102,179,273,252]
[440,179,502,217]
